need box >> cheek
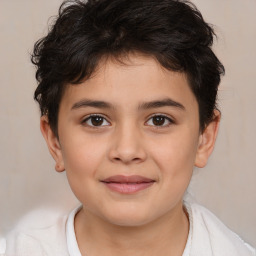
[149,133,198,203]
[61,137,107,204]
[148,129,199,176]
[61,135,107,180]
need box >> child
[3,0,255,255]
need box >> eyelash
[146,114,174,128]
[82,114,110,128]
[81,114,175,128]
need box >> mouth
[101,175,155,194]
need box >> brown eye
[152,116,166,126]
[91,116,104,126]
[146,115,173,127]
[83,115,110,127]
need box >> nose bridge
[108,119,146,164]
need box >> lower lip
[102,182,154,194]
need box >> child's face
[42,54,218,226]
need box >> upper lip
[101,175,155,183]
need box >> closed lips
[101,175,155,183]
[101,175,155,194]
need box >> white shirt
[66,206,82,256]
[3,203,255,256]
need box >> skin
[41,54,220,256]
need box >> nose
[108,123,147,165]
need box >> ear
[195,109,221,168]
[40,116,65,172]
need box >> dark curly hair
[31,0,225,136]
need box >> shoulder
[186,202,255,256]
[4,207,72,256]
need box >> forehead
[61,54,198,112]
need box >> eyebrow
[71,99,113,110]
[71,98,185,111]
[138,98,185,111]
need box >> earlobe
[40,116,65,172]
[195,110,221,168]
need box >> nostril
[115,156,141,161]
[108,143,147,164]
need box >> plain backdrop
[0,0,255,248]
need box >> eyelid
[145,113,175,127]
[80,113,175,128]
[81,114,111,127]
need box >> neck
[74,202,189,256]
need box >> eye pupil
[153,116,165,126]
[91,116,104,126]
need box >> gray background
[0,0,255,247]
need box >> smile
[101,175,155,194]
